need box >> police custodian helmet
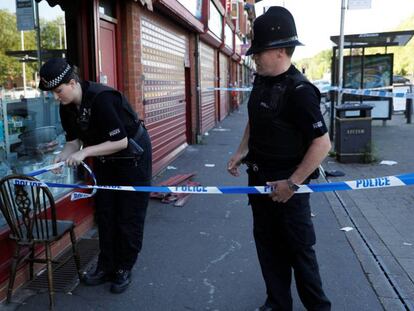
[246,6,303,56]
[38,58,73,91]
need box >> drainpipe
[194,33,202,143]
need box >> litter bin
[335,103,374,163]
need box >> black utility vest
[247,67,320,167]
[77,82,140,145]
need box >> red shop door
[99,19,118,89]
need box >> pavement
[323,112,414,310]
[2,102,414,310]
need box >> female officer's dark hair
[38,58,81,91]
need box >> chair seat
[10,220,75,243]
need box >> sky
[255,0,414,61]
[0,0,64,21]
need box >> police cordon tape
[331,86,414,99]
[199,86,414,99]
[14,161,414,197]
[26,161,97,201]
[200,87,253,92]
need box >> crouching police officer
[39,58,152,294]
[227,7,332,311]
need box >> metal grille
[219,53,229,121]
[25,238,99,292]
[141,17,188,173]
[200,41,216,134]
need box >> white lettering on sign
[264,185,274,193]
[14,180,44,187]
[72,193,90,200]
[99,185,122,189]
[346,128,365,135]
[355,177,390,188]
[174,186,208,193]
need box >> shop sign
[348,0,371,10]
[176,0,202,19]
[16,0,35,31]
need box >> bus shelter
[329,30,414,137]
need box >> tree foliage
[0,9,63,87]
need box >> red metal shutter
[200,42,216,134]
[219,53,229,121]
[141,17,188,173]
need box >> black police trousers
[94,130,152,272]
[248,167,331,311]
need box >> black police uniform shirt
[60,81,134,146]
[248,65,327,170]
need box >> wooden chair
[0,174,82,310]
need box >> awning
[330,30,414,49]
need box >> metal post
[194,34,201,143]
[21,31,27,97]
[338,0,346,106]
[34,1,42,72]
[329,48,336,141]
[59,24,62,49]
[407,98,412,124]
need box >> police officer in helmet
[39,58,152,294]
[228,7,332,311]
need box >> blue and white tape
[198,85,414,99]
[199,87,253,92]
[27,162,67,177]
[14,169,414,195]
[27,161,97,201]
[334,87,414,99]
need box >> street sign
[16,0,35,31]
[348,0,371,10]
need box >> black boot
[110,269,131,294]
[83,267,112,286]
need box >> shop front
[0,0,98,300]
[0,0,254,301]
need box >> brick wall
[122,1,145,120]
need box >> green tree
[0,9,65,87]
[41,16,65,49]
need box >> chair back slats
[0,174,58,243]
[2,181,23,239]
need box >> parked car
[313,79,331,101]
[393,75,410,85]
[9,87,40,99]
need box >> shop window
[225,24,233,50]
[99,0,116,18]
[176,0,202,19]
[0,1,82,227]
[209,1,223,39]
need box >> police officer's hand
[227,153,243,177]
[51,154,66,174]
[266,179,294,203]
[65,150,86,167]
